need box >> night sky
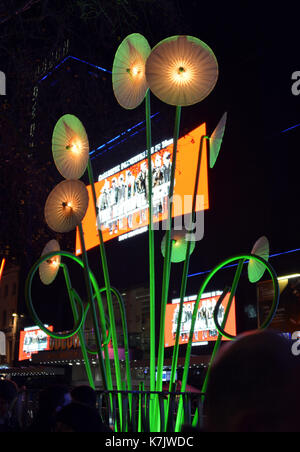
[1,1,300,334]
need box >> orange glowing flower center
[71,140,82,154]
[51,259,59,268]
[170,62,192,85]
[46,258,59,268]
[127,62,143,80]
[66,139,82,155]
[62,201,73,209]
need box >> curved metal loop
[25,251,86,339]
[87,287,127,350]
[68,286,111,354]
[92,292,112,347]
[211,253,279,340]
[96,286,132,391]
[83,302,112,355]
[25,251,109,341]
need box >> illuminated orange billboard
[164,294,236,348]
[76,122,209,254]
[18,326,53,361]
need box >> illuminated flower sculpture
[146,36,219,401]
[112,33,157,402]
[112,33,151,110]
[145,35,218,107]
[39,239,61,285]
[23,31,282,434]
[52,111,127,423]
[44,179,89,233]
[52,114,89,180]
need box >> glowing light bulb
[132,66,140,77]
[171,62,192,85]
[51,259,59,268]
[71,140,82,155]
[62,201,73,209]
[127,62,143,80]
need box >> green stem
[87,158,123,428]
[61,263,95,389]
[175,258,245,432]
[98,287,132,417]
[78,223,108,391]
[145,90,156,396]
[156,105,182,395]
[168,135,209,394]
[202,261,244,397]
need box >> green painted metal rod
[61,263,95,389]
[165,135,208,428]
[145,90,156,398]
[201,260,244,397]
[168,135,209,394]
[175,258,244,431]
[190,286,231,428]
[87,158,124,427]
[78,223,109,391]
[24,250,113,390]
[144,90,157,431]
[173,254,280,432]
[25,254,85,340]
[156,105,182,395]
[99,287,132,392]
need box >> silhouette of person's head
[0,380,18,420]
[204,330,300,432]
[38,384,71,416]
[54,402,111,432]
[71,385,97,409]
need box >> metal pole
[61,263,95,389]
[156,105,182,395]
[78,223,109,391]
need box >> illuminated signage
[18,325,53,361]
[164,293,236,348]
[0,258,5,283]
[49,334,81,351]
[75,122,209,253]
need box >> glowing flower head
[39,239,61,285]
[146,35,218,106]
[44,180,89,233]
[52,114,89,180]
[112,33,151,109]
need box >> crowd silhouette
[1,330,300,432]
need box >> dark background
[1,1,300,338]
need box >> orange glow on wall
[164,294,236,348]
[75,122,209,254]
[0,258,5,283]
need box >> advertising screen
[164,294,236,348]
[75,122,209,254]
[18,325,53,361]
